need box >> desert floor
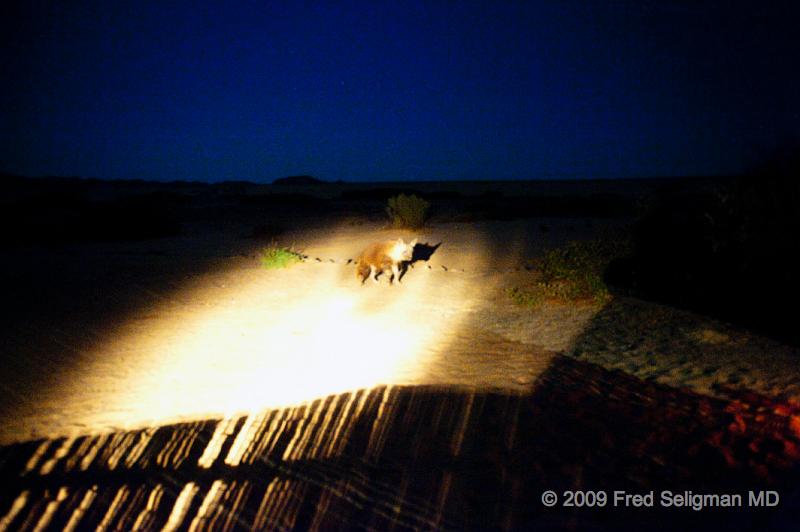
[2,215,799,445]
[4,200,800,529]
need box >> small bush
[260,245,304,269]
[508,237,630,308]
[541,238,628,281]
[386,194,430,229]
[506,286,544,307]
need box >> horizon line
[0,172,737,186]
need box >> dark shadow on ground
[1,354,798,530]
[410,241,441,263]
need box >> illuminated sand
[0,222,600,443]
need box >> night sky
[1,1,798,183]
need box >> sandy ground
[1,218,799,445]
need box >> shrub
[609,150,800,344]
[506,286,544,307]
[541,238,628,283]
[260,244,304,269]
[508,236,630,308]
[386,194,430,229]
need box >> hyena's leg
[370,265,379,283]
[391,264,401,284]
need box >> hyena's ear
[409,238,418,247]
[397,237,405,245]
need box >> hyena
[356,238,417,284]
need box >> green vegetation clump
[386,193,430,229]
[508,237,630,308]
[506,286,545,307]
[260,245,304,269]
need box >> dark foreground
[1,355,799,531]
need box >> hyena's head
[390,238,417,262]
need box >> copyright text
[541,490,780,511]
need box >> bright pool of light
[38,227,491,436]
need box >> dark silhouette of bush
[386,193,430,229]
[606,151,800,345]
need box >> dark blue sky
[1,1,798,182]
